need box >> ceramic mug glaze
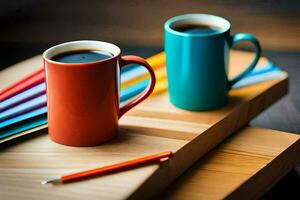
[43,40,156,146]
[164,14,261,111]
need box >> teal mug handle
[228,33,261,88]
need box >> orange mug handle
[119,55,156,118]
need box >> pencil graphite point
[41,177,61,184]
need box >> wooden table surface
[159,50,300,199]
[161,127,300,200]
[1,48,299,199]
[0,50,290,199]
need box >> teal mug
[164,14,261,111]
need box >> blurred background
[0,0,299,70]
[1,1,300,198]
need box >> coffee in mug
[164,14,261,111]
[43,40,156,146]
[173,23,221,34]
[51,50,113,63]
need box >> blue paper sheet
[0,62,285,139]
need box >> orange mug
[43,40,156,146]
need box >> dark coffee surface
[51,50,113,63]
[174,24,221,34]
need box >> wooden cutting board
[162,127,300,200]
[0,50,288,200]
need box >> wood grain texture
[0,131,187,200]
[162,127,300,200]
[0,50,289,199]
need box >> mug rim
[164,13,231,37]
[43,40,121,66]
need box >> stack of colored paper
[0,51,284,142]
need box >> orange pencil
[41,151,173,184]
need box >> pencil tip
[41,177,61,184]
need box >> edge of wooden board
[0,73,289,200]
[160,127,300,200]
[128,73,288,200]
[225,129,300,199]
